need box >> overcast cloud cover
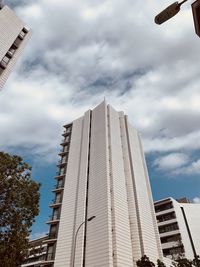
[0,0,200,217]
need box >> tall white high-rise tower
[0,4,31,89]
[44,101,163,267]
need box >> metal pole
[71,221,85,267]
[71,216,95,267]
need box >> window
[159,222,179,233]
[7,47,15,58]
[157,212,176,222]
[57,179,63,188]
[161,234,181,244]
[155,202,173,212]
[55,192,62,203]
[49,225,58,239]
[60,166,66,175]
[0,55,10,69]
[63,145,69,153]
[52,208,60,220]
[61,155,67,163]
[46,244,55,260]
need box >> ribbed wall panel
[108,105,133,266]
[54,112,90,267]
[119,114,141,264]
[85,101,113,266]
[126,122,163,263]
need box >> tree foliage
[172,257,193,267]
[193,255,200,267]
[0,152,40,267]
[136,255,155,267]
[157,259,166,267]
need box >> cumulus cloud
[153,153,189,170]
[193,197,200,204]
[173,159,200,175]
[0,0,200,169]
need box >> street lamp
[71,216,96,267]
[154,0,200,38]
[155,0,188,25]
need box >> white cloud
[0,0,200,166]
[153,153,189,170]
[193,197,200,204]
[173,159,200,175]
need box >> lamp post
[71,216,96,267]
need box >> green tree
[136,255,155,267]
[193,255,200,267]
[157,259,166,267]
[172,257,193,267]
[0,152,40,267]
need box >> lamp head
[87,216,96,221]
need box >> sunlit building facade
[43,101,164,267]
[0,4,31,88]
[155,197,200,260]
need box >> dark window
[159,222,179,233]
[155,202,173,212]
[157,211,176,222]
[161,234,181,244]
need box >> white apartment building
[0,3,31,88]
[43,101,164,267]
[21,236,48,267]
[155,197,200,261]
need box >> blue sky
[0,0,200,239]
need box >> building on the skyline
[21,236,48,267]
[154,197,200,260]
[0,3,31,89]
[42,101,165,267]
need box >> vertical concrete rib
[82,110,92,267]
[119,114,142,264]
[124,115,145,257]
[85,101,113,267]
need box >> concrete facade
[44,101,163,267]
[155,197,200,260]
[0,4,31,89]
[21,236,48,267]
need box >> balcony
[44,233,58,244]
[6,49,15,58]
[52,182,64,192]
[0,60,7,69]
[18,31,26,40]
[49,199,62,208]
[13,39,20,49]
[60,135,70,144]
[43,253,55,264]
[46,215,60,224]
[54,173,65,179]
[57,160,67,168]
[157,218,177,227]
[159,229,180,238]
[62,129,71,137]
